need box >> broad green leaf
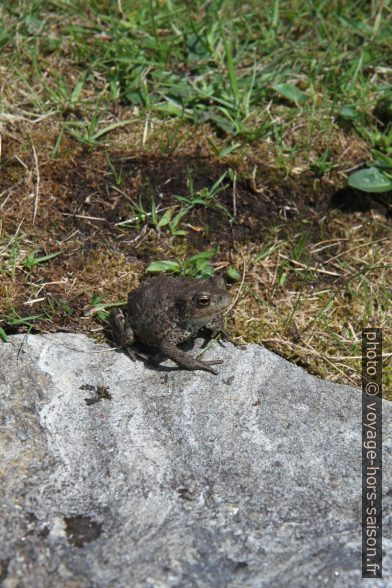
[348,167,392,193]
[272,83,309,104]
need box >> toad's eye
[196,295,210,307]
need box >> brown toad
[110,274,232,374]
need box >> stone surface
[0,333,391,588]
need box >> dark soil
[5,144,388,256]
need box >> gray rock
[0,333,390,588]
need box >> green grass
[1,0,391,169]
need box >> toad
[110,274,232,374]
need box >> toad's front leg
[109,308,136,360]
[204,315,235,345]
[159,342,222,375]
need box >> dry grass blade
[31,141,40,225]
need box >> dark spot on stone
[37,526,50,539]
[26,511,37,522]
[85,397,100,406]
[96,385,112,400]
[234,561,248,571]
[225,375,235,385]
[80,383,96,391]
[82,384,112,405]
[252,399,261,406]
[24,512,49,539]
[64,515,102,548]
[177,487,194,501]
[0,559,10,583]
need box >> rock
[0,333,390,587]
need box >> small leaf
[90,292,110,306]
[170,208,188,229]
[70,77,85,106]
[338,105,358,121]
[187,249,218,263]
[272,83,309,104]
[154,100,191,117]
[195,259,209,271]
[194,260,214,277]
[348,167,392,193]
[279,271,287,286]
[92,118,136,140]
[22,250,63,269]
[157,208,173,228]
[218,143,241,157]
[227,267,241,281]
[97,310,109,321]
[146,260,180,273]
[209,114,236,134]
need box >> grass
[2,1,391,148]
[0,0,391,393]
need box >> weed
[86,292,123,320]
[0,310,42,335]
[146,249,218,278]
[21,250,63,272]
[310,150,339,178]
[151,204,188,236]
[174,172,232,219]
